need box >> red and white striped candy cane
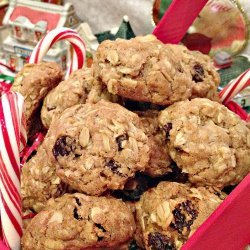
[219,69,250,104]
[29,27,86,78]
[219,69,250,121]
[0,91,26,250]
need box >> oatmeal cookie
[86,79,120,104]
[41,68,120,129]
[21,144,68,212]
[166,44,220,101]
[12,62,63,134]
[41,68,94,129]
[137,110,172,177]
[159,98,250,188]
[44,100,150,195]
[22,193,136,250]
[93,35,219,105]
[135,182,224,249]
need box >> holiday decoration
[0,91,26,250]
[115,15,136,40]
[29,27,86,78]
[96,15,136,43]
[39,0,62,4]
[152,0,249,56]
[0,27,85,250]
[0,0,8,26]
[219,68,250,104]
[214,51,232,68]
[0,0,8,48]
[186,0,249,56]
[76,22,99,53]
[2,0,80,72]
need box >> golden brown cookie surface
[21,144,68,212]
[137,110,172,177]
[41,68,94,129]
[159,98,250,188]
[44,100,150,195]
[22,193,136,250]
[12,62,63,134]
[94,36,219,105]
[135,182,224,249]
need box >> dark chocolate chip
[73,207,82,220]
[148,232,176,250]
[116,134,129,151]
[75,197,81,206]
[192,64,204,83]
[170,200,198,234]
[95,223,107,232]
[163,123,172,140]
[52,136,73,159]
[105,159,126,177]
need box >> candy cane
[219,69,250,104]
[0,91,26,250]
[29,27,86,78]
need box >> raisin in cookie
[166,44,220,101]
[159,98,250,189]
[22,193,136,250]
[12,62,63,135]
[93,35,219,105]
[137,110,172,177]
[135,182,224,250]
[44,100,150,195]
[21,144,68,212]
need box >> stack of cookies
[15,35,250,250]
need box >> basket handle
[153,0,209,44]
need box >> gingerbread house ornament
[2,0,80,71]
[76,22,99,53]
